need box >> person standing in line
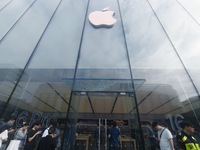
[176,121,200,150]
[146,122,158,150]
[6,122,29,150]
[42,121,61,150]
[23,122,42,150]
[0,117,16,150]
[0,118,16,134]
[14,122,29,150]
[152,122,175,150]
[37,127,57,150]
[42,121,57,138]
[108,121,120,150]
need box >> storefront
[0,0,200,149]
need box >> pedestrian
[23,121,42,150]
[37,127,57,150]
[0,118,16,134]
[176,120,200,150]
[152,122,175,150]
[146,122,159,150]
[108,121,120,150]
[42,120,61,149]
[6,122,29,150]
[0,117,16,150]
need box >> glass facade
[0,0,200,149]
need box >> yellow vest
[182,135,200,150]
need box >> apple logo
[88,7,117,28]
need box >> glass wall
[64,0,142,149]
[0,0,89,149]
[0,0,200,150]
[120,0,200,148]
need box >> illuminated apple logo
[88,7,117,28]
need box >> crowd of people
[145,121,200,150]
[0,118,61,150]
[1,116,200,150]
[107,120,200,150]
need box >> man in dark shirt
[146,122,158,150]
[24,122,42,150]
[37,127,57,150]
[176,121,200,150]
[108,121,120,150]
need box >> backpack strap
[160,128,166,139]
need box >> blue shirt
[108,127,120,146]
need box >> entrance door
[62,79,145,150]
[64,91,141,150]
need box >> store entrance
[76,118,109,150]
[63,91,142,150]
[62,79,145,150]
[75,118,138,150]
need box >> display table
[76,134,91,150]
[119,135,137,150]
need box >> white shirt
[158,128,173,150]
[0,130,8,148]
[42,127,49,137]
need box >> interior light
[120,92,126,95]
[80,92,86,95]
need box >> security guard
[176,121,200,150]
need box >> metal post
[98,118,101,150]
[105,119,107,150]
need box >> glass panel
[148,0,200,117]
[0,0,88,150]
[3,0,200,150]
[189,69,200,93]
[120,0,200,149]
[177,0,200,22]
[29,0,87,68]
[0,0,61,68]
[148,0,200,93]
[1,69,73,119]
[0,67,22,116]
[0,0,88,115]
[0,0,35,39]
[0,0,11,10]
[65,91,139,150]
[65,0,143,148]
[148,0,200,71]
[76,0,131,79]
[63,78,145,92]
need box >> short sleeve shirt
[24,129,37,150]
[158,128,173,150]
[108,127,120,146]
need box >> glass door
[63,91,142,150]
[61,79,145,150]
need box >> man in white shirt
[152,122,175,150]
